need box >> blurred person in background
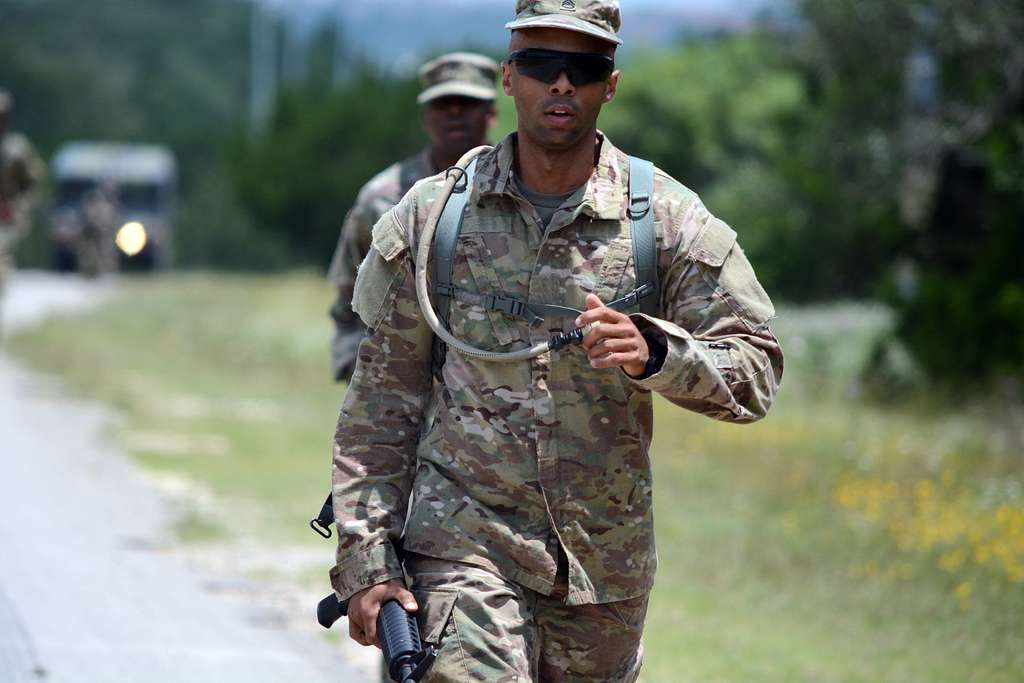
[329,0,782,680]
[75,180,121,278]
[327,52,498,381]
[0,89,45,332]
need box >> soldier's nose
[549,70,575,96]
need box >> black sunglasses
[508,48,615,86]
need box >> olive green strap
[628,156,659,317]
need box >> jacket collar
[471,131,627,222]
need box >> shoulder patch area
[370,209,409,262]
[689,217,737,267]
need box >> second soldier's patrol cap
[417,53,499,105]
[505,0,622,46]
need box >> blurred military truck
[50,142,177,273]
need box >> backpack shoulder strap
[398,151,426,197]
[628,156,659,317]
[430,159,478,378]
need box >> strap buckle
[608,283,656,311]
[628,192,651,220]
[483,294,525,318]
[310,494,334,539]
[309,518,332,539]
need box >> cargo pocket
[411,588,467,679]
[596,238,634,306]
[689,217,775,332]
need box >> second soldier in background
[327,53,498,381]
[0,89,45,334]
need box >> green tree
[0,0,250,180]
[0,0,261,268]
[228,69,425,267]
[796,0,1024,385]
[602,33,905,301]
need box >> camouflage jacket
[327,148,435,381]
[0,132,44,238]
[331,132,783,605]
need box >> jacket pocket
[452,233,522,347]
[596,237,634,305]
[689,217,775,332]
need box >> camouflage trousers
[404,552,648,683]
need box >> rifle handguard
[316,595,435,683]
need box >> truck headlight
[115,221,148,257]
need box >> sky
[258,0,788,71]
[262,0,780,17]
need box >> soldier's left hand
[577,294,649,377]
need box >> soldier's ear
[604,70,620,103]
[502,62,514,97]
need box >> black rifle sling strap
[310,492,334,539]
[430,159,477,379]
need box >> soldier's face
[422,96,496,159]
[503,28,619,152]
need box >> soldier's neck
[430,147,465,176]
[514,130,598,195]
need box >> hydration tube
[414,145,594,363]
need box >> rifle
[311,495,436,683]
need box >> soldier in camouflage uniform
[331,2,784,680]
[75,181,121,278]
[327,53,498,381]
[0,90,45,332]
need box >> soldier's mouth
[543,106,577,128]
[544,107,575,118]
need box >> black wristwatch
[628,331,666,380]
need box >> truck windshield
[55,179,165,212]
[118,183,163,212]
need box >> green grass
[8,274,1023,682]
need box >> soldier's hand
[347,579,418,648]
[577,294,649,377]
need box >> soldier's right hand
[347,579,418,648]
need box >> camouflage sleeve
[1,136,45,237]
[326,196,377,382]
[628,204,784,423]
[329,200,434,601]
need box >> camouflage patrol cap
[506,0,622,46]
[417,53,499,105]
[0,89,11,114]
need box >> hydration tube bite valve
[549,326,587,351]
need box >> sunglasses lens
[514,57,563,83]
[512,50,613,86]
[569,56,613,85]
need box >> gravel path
[0,272,367,683]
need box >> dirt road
[0,272,366,683]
